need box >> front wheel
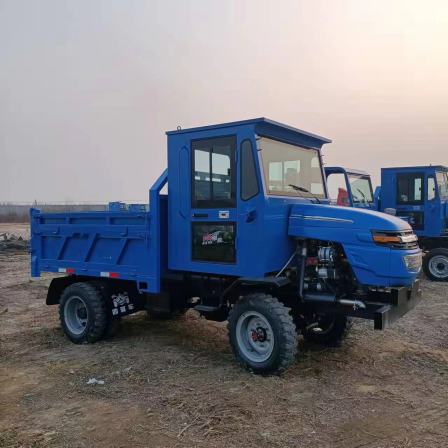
[423,248,448,281]
[302,314,350,346]
[228,294,298,375]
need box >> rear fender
[46,276,78,305]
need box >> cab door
[325,170,351,206]
[189,136,238,268]
[426,173,442,236]
[395,172,425,233]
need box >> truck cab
[380,166,448,238]
[325,167,375,209]
[380,166,448,280]
[326,164,448,281]
[167,119,330,279]
[31,118,423,375]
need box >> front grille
[392,230,419,249]
[393,242,419,250]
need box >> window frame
[347,174,374,204]
[436,171,448,200]
[258,137,326,199]
[326,172,350,206]
[240,139,260,201]
[191,135,237,209]
[396,172,425,205]
[427,175,436,201]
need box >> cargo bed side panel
[30,208,160,293]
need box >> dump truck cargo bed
[30,200,167,294]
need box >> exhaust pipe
[304,293,366,310]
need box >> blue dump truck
[326,165,448,282]
[31,118,422,374]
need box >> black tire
[59,282,109,344]
[88,280,120,339]
[423,248,448,281]
[302,314,351,346]
[228,294,298,375]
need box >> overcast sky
[1,0,447,202]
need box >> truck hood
[288,203,412,236]
[288,203,419,288]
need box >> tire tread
[228,293,298,375]
[59,281,108,344]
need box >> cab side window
[192,136,236,208]
[428,176,436,201]
[397,173,423,204]
[326,173,349,206]
[240,139,259,200]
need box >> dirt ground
[1,225,447,448]
[0,223,29,240]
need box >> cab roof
[382,165,448,172]
[166,117,332,148]
[325,166,370,176]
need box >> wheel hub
[235,311,274,363]
[64,296,89,336]
[77,308,87,319]
[429,255,448,279]
[251,327,267,343]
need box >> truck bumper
[367,279,422,330]
[304,279,422,330]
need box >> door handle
[243,209,257,223]
[193,213,208,218]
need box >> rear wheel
[228,294,298,375]
[302,314,350,346]
[423,248,448,281]
[59,282,108,344]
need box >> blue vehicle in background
[325,165,448,281]
[31,118,422,374]
[325,167,376,209]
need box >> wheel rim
[235,311,274,363]
[428,255,448,279]
[64,296,89,335]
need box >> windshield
[436,171,448,199]
[259,137,325,198]
[348,174,373,203]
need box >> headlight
[403,253,422,273]
[372,230,418,249]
